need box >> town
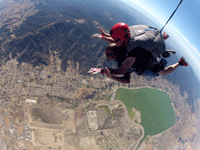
[0,54,199,150]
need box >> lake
[115,87,176,138]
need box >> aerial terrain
[0,0,200,150]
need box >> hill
[0,0,141,74]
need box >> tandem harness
[126,25,166,59]
[126,25,168,76]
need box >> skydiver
[91,23,172,57]
[89,23,188,83]
[99,43,188,83]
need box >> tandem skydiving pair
[89,23,188,83]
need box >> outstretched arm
[99,27,111,37]
[99,27,116,43]
[104,67,130,83]
[91,27,115,43]
[102,36,115,43]
[105,57,136,75]
[90,34,115,43]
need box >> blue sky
[119,0,200,80]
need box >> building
[25,98,37,104]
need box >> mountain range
[0,0,199,109]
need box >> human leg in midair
[158,56,188,76]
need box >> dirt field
[25,141,38,150]
[33,130,63,148]
[13,110,24,123]
[31,107,67,124]
[16,125,24,135]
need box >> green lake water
[115,87,176,139]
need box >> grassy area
[82,84,90,88]
[129,109,135,119]
[86,85,90,88]
[29,79,34,82]
[22,84,27,87]
[117,105,122,109]
[98,105,115,118]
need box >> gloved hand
[88,68,105,74]
[88,68,102,74]
[90,34,104,39]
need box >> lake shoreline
[114,86,176,149]
[88,99,145,150]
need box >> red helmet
[110,22,130,44]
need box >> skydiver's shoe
[179,56,188,67]
[162,50,176,58]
